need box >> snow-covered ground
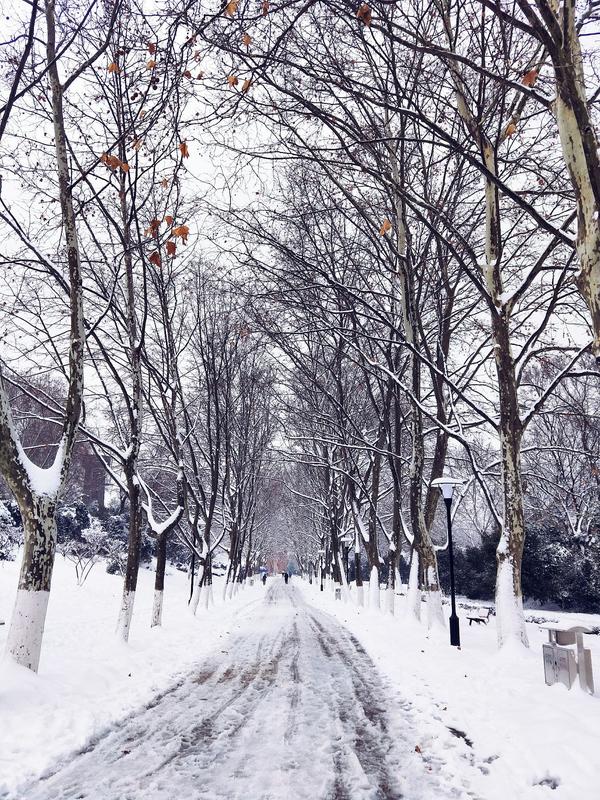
[305,580,600,800]
[0,555,264,797]
[1,559,599,799]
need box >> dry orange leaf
[504,121,517,137]
[148,43,156,55]
[149,251,161,267]
[147,59,156,70]
[356,4,372,25]
[227,74,239,87]
[521,69,538,88]
[166,240,177,257]
[379,219,392,235]
[120,162,129,173]
[242,33,252,47]
[161,177,169,188]
[100,152,121,170]
[139,109,146,119]
[132,138,143,151]
[225,0,238,16]
[262,0,269,14]
[107,62,120,74]
[165,215,174,226]
[183,70,192,78]
[145,218,161,238]
[173,224,190,244]
[179,142,190,158]
[242,78,252,93]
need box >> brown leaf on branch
[132,138,143,151]
[379,219,392,235]
[504,121,517,137]
[165,215,174,226]
[147,43,156,55]
[227,74,239,87]
[183,70,192,79]
[145,218,161,238]
[225,0,238,16]
[356,4,372,25]
[149,251,161,267]
[521,69,538,88]
[161,177,169,188]
[166,240,177,257]
[147,59,156,70]
[107,62,120,74]
[120,162,129,173]
[262,0,270,14]
[173,224,190,244]
[179,142,190,158]
[242,78,252,94]
[100,152,122,170]
[242,33,252,47]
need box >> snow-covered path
[20,582,476,800]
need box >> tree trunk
[493,313,529,647]
[6,494,57,671]
[116,473,143,641]
[151,531,167,627]
[3,0,84,672]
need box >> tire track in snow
[13,581,477,800]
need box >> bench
[466,607,493,625]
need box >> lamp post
[432,476,463,648]
[318,548,325,591]
[340,535,352,583]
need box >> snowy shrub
[0,500,22,560]
[56,504,85,544]
[61,516,109,585]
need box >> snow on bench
[466,607,493,625]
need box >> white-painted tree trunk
[355,584,364,607]
[426,592,445,630]
[495,543,529,647]
[116,589,135,642]
[406,553,421,621]
[5,589,50,672]
[368,566,380,610]
[190,583,201,615]
[336,552,351,603]
[151,589,163,628]
[385,587,395,615]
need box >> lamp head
[431,476,464,500]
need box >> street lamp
[431,476,464,648]
[318,548,325,591]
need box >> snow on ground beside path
[304,579,600,800]
[0,555,263,796]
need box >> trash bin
[541,625,595,694]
